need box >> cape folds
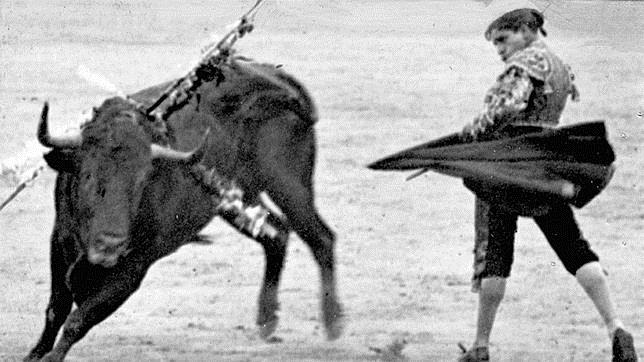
[368,122,615,214]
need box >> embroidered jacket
[467,40,579,138]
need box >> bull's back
[129,60,317,126]
[129,59,318,176]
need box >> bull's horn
[37,102,83,148]
[150,128,210,165]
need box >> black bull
[25,61,343,361]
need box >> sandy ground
[1,1,642,361]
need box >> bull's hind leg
[25,232,74,361]
[254,118,343,340]
[268,179,343,340]
[39,256,150,362]
[258,169,343,340]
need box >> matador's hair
[485,8,547,40]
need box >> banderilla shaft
[0,164,45,212]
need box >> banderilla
[0,163,45,212]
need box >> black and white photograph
[1,0,642,360]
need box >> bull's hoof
[264,335,283,344]
[322,299,344,341]
[258,316,279,340]
[40,351,64,362]
[325,318,344,341]
[23,354,42,362]
[324,310,345,341]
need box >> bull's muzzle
[87,233,128,268]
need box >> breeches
[471,198,599,292]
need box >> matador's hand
[461,123,479,141]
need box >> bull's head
[38,98,208,267]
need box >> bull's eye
[79,171,106,202]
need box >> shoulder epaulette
[505,46,550,82]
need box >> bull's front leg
[24,233,74,361]
[263,174,344,341]
[39,256,150,362]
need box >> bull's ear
[43,149,79,173]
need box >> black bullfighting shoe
[613,328,638,362]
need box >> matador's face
[489,28,534,62]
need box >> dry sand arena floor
[1,1,642,361]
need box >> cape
[368,122,615,215]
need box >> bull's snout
[87,233,128,268]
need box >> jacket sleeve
[464,66,534,139]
